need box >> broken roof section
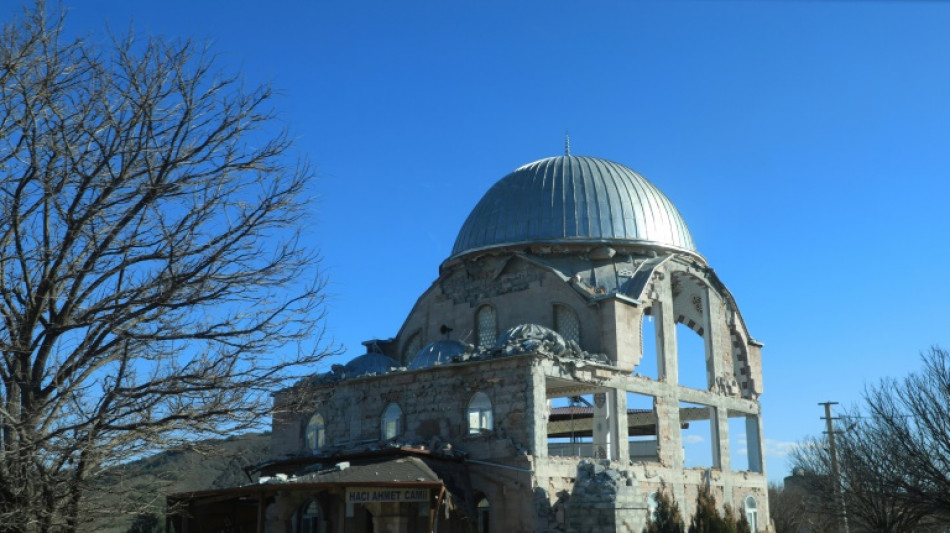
[268,455,441,485]
[307,323,610,386]
[407,340,470,370]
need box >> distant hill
[83,432,271,533]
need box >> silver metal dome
[408,340,469,370]
[451,156,696,258]
[343,352,399,378]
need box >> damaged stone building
[169,154,769,532]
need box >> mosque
[168,153,770,532]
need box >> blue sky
[6,0,950,483]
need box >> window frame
[553,303,581,344]
[381,402,403,441]
[297,499,324,533]
[476,495,490,533]
[305,412,326,453]
[647,492,659,521]
[467,391,494,435]
[475,304,498,349]
[744,495,758,531]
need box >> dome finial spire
[564,132,571,156]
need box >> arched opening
[744,495,758,531]
[306,413,326,453]
[554,304,580,344]
[475,305,497,348]
[670,273,712,390]
[476,496,490,533]
[647,492,659,522]
[675,322,709,390]
[297,500,325,533]
[467,392,493,435]
[381,403,403,440]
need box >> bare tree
[790,422,932,533]
[788,347,950,533]
[864,346,950,518]
[768,482,809,533]
[0,4,331,532]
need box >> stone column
[703,287,721,388]
[592,390,621,460]
[746,415,764,474]
[528,361,549,457]
[598,298,642,372]
[614,390,629,461]
[711,406,724,470]
[653,273,682,469]
[716,405,731,505]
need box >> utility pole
[819,401,849,533]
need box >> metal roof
[407,340,469,370]
[343,351,400,378]
[296,456,442,484]
[451,156,696,258]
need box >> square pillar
[746,415,764,473]
[592,390,622,460]
[654,273,677,384]
[528,364,549,457]
[598,298,642,372]
[713,406,726,470]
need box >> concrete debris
[304,324,611,387]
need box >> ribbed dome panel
[451,156,695,257]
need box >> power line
[819,401,850,533]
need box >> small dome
[451,156,696,258]
[343,352,399,378]
[408,340,469,370]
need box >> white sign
[345,487,430,504]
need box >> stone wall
[535,456,768,532]
[395,256,603,365]
[564,459,648,533]
[273,356,536,460]
[269,248,772,531]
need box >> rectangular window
[626,392,659,462]
[476,306,497,348]
[554,304,580,344]
[680,401,719,468]
[729,413,762,472]
[546,394,594,457]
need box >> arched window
[475,305,497,348]
[744,495,758,531]
[381,403,403,440]
[467,392,493,434]
[305,413,325,453]
[297,500,324,533]
[647,492,659,521]
[305,413,327,453]
[554,304,580,344]
[476,496,490,533]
